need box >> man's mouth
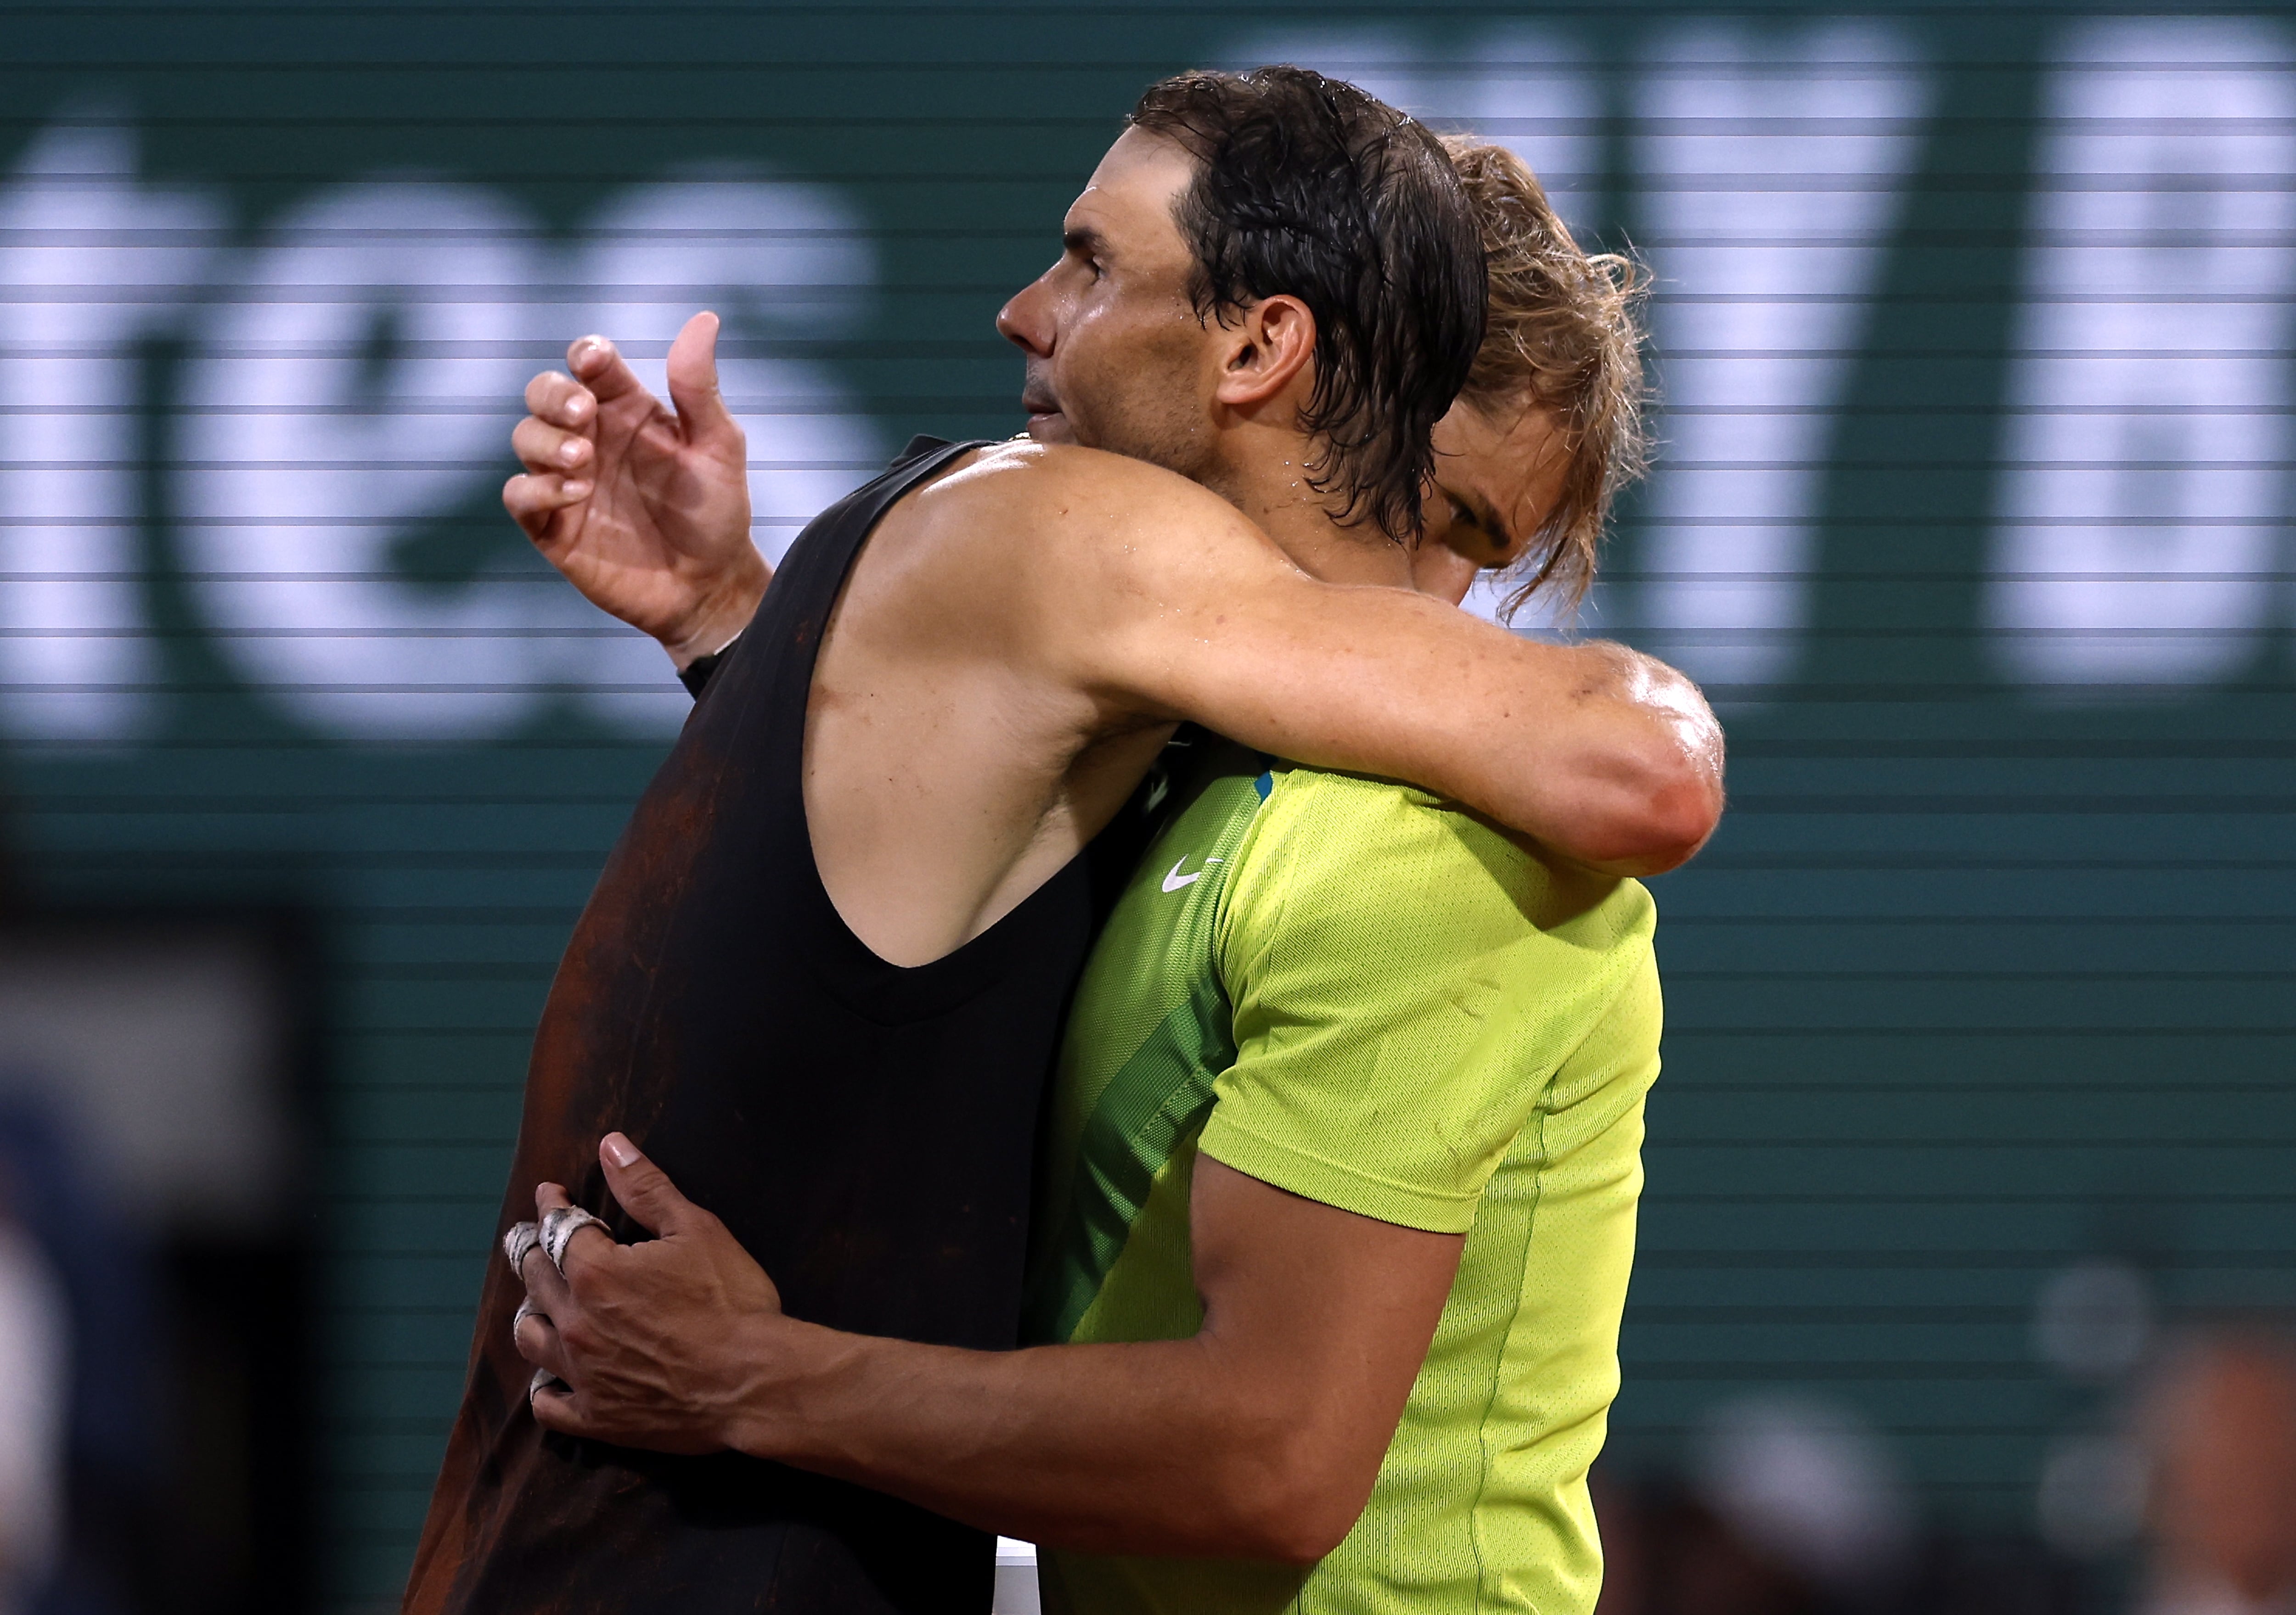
[1020,392,1072,443]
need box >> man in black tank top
[406,69,1721,1615]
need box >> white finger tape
[540,1205,609,1276]
[503,1221,541,1274]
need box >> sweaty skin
[507,131,1722,970]
[482,125,1721,1561]
[497,381,1652,1568]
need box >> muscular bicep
[977,446,1718,871]
[1051,508,1719,869]
[1188,1153,1462,1538]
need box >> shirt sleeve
[1200,771,1657,1233]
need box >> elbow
[1211,1433,1374,1567]
[1514,645,1725,877]
[1569,657,1727,877]
[1584,760,1725,877]
[1242,1488,1362,1569]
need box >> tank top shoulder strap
[759,436,985,682]
[708,436,986,757]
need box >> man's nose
[996,273,1055,356]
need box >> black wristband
[678,645,729,699]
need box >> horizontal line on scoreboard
[1657,915,2296,926]
[1643,1137,2296,1149]
[1629,1082,2296,1095]
[1611,1363,2118,1381]
[1676,854,2296,868]
[1631,1250,2296,1269]
[7,104,2295,126]
[1622,1305,2111,1323]
[1669,970,2296,982]
[15,52,2296,74]
[1656,1027,2296,1039]
[0,2,2277,21]
[1645,1189,2296,1202]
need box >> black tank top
[406,438,1110,1615]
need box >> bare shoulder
[908,441,1279,578]
[921,439,1228,510]
[867,441,1313,702]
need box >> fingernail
[559,439,585,465]
[563,480,592,499]
[602,1133,640,1169]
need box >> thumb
[598,1132,703,1238]
[665,311,743,455]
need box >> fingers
[513,1297,575,1383]
[567,333,653,409]
[528,1380,714,1457]
[502,473,592,543]
[511,1215,576,1318]
[512,415,593,477]
[597,1132,707,1239]
[523,368,597,431]
[664,312,744,456]
[533,1189,617,1282]
[529,1379,588,1436]
[510,372,598,544]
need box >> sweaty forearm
[1150,586,1724,876]
[725,1319,1354,1564]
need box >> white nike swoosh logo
[1162,856,1222,894]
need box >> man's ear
[1211,294,1317,410]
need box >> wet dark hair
[1129,66,1487,544]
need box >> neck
[1211,440,1414,589]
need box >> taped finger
[540,1205,609,1276]
[503,1220,540,1276]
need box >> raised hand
[505,312,769,667]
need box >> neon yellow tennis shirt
[1024,734,1663,1615]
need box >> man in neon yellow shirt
[501,138,1683,1615]
[1027,728,1657,1614]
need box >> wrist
[664,553,770,671]
[718,1314,854,1462]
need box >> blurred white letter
[1634,23,1929,692]
[0,120,218,740]
[1988,18,2296,692]
[178,183,544,739]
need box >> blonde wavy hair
[1441,135,1651,617]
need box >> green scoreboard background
[3,1,2291,1606]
